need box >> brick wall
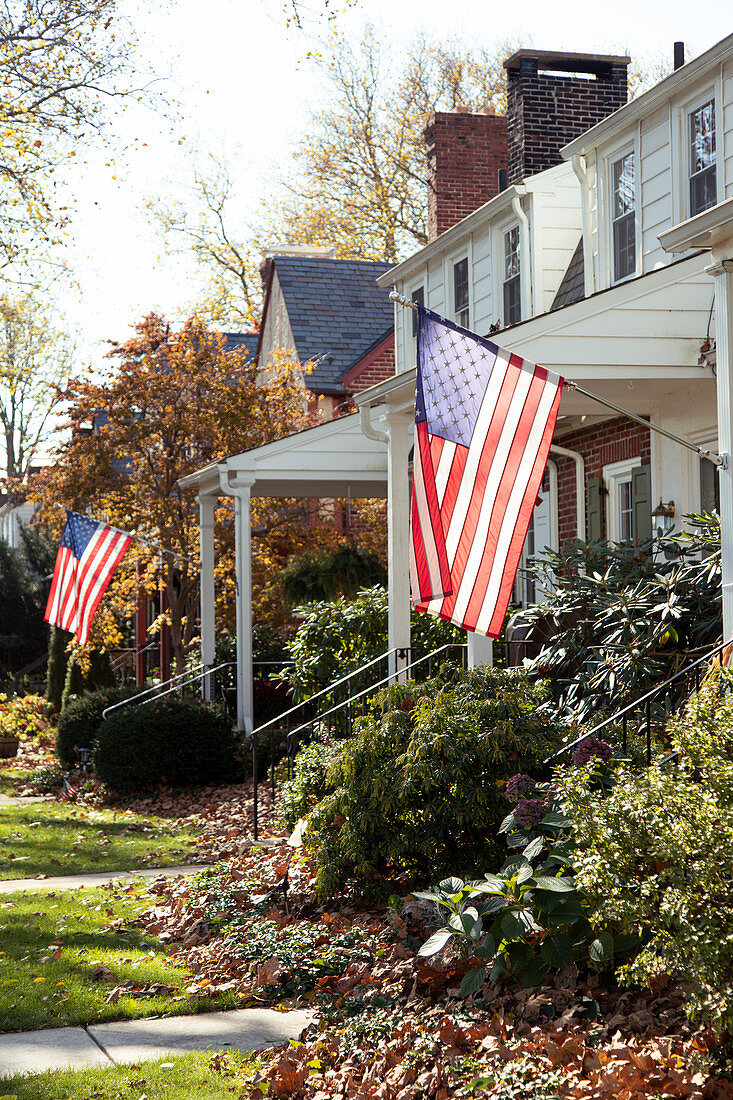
[424,111,508,240]
[506,54,628,185]
[554,416,651,546]
[346,341,395,394]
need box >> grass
[0,1050,268,1098]
[0,883,238,1032]
[0,801,199,880]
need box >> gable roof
[551,239,585,311]
[266,256,394,394]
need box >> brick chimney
[505,50,630,185]
[424,110,508,241]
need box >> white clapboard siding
[724,58,733,199]
[640,108,673,271]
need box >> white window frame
[502,223,522,326]
[603,456,640,542]
[609,147,637,284]
[451,254,470,328]
[598,131,639,289]
[670,80,722,225]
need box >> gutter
[571,154,596,295]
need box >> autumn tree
[33,314,340,671]
[0,0,139,276]
[0,296,74,478]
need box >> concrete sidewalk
[0,1007,314,1076]
[0,864,206,893]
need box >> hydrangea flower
[513,798,547,830]
[505,773,538,803]
[572,737,614,767]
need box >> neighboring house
[0,495,37,551]
[257,248,396,415]
[185,36,733,731]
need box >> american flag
[44,511,132,645]
[410,307,563,638]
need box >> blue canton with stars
[415,306,499,448]
[61,511,100,560]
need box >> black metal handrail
[544,638,729,767]
[101,661,235,719]
[250,642,468,839]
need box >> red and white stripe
[45,525,131,645]
[411,347,562,639]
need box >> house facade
[184,35,733,731]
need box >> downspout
[359,402,388,444]
[545,458,559,551]
[550,443,586,540]
[571,154,596,296]
[511,193,533,318]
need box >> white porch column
[198,492,216,701]
[386,408,412,678]
[467,633,493,669]
[232,477,255,734]
[708,259,733,642]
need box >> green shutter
[586,476,605,541]
[632,465,652,540]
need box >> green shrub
[56,688,135,769]
[558,667,733,1044]
[93,696,237,790]
[283,586,461,703]
[304,666,562,897]
[522,514,722,722]
[278,739,346,832]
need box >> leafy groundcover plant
[297,666,562,897]
[415,748,639,997]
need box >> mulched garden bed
[131,833,733,1100]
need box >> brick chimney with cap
[424,107,508,241]
[504,49,630,185]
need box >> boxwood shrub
[93,697,237,790]
[56,687,136,769]
[301,665,562,897]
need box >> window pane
[689,100,716,216]
[613,152,634,219]
[453,259,469,326]
[614,212,636,281]
[690,101,715,174]
[503,275,521,326]
[619,479,633,540]
[504,225,520,280]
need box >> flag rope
[389,291,727,469]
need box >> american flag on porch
[410,307,563,638]
[45,511,132,645]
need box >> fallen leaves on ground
[130,825,732,1100]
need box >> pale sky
[59,0,733,367]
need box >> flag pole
[389,291,727,469]
[54,506,198,566]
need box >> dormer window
[689,99,716,216]
[453,259,469,328]
[503,226,521,326]
[611,151,635,282]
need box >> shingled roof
[264,256,394,394]
[551,238,585,311]
[223,332,259,359]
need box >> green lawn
[0,884,238,1032]
[0,801,199,880]
[1,1050,267,1097]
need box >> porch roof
[179,412,389,500]
[357,251,716,419]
